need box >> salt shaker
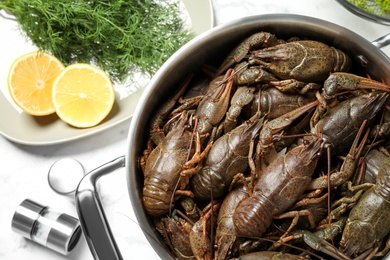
[11,199,82,255]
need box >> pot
[75,14,390,260]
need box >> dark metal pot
[75,14,390,260]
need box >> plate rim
[0,0,214,146]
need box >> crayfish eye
[303,139,310,146]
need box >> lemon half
[52,63,115,128]
[8,50,65,116]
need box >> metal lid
[11,199,82,255]
[48,158,85,196]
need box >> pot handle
[372,33,390,49]
[75,156,126,260]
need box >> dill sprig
[0,0,194,82]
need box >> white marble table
[1,0,390,259]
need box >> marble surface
[1,0,390,259]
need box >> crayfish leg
[374,236,390,258]
[189,203,220,260]
[174,189,194,198]
[271,209,318,249]
[275,228,350,260]
[218,86,256,135]
[214,31,277,76]
[323,72,390,100]
[149,73,194,145]
[293,192,328,210]
[319,188,365,226]
[181,132,213,189]
[258,99,319,165]
[302,230,351,260]
[307,120,369,191]
[270,79,321,94]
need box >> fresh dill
[0,0,194,83]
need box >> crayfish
[140,31,390,259]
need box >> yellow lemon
[52,63,115,128]
[8,50,65,116]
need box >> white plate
[0,0,214,145]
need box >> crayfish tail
[191,168,227,201]
[143,177,173,217]
[233,193,273,238]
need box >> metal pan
[75,14,390,260]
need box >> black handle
[75,156,126,260]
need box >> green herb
[0,0,194,83]
[348,0,390,16]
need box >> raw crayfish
[340,154,390,257]
[140,30,390,260]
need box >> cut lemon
[52,63,115,128]
[8,50,65,116]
